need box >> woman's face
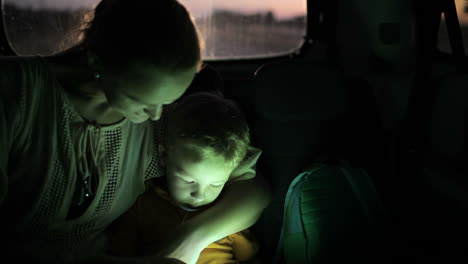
[102,63,197,123]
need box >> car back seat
[249,58,392,263]
[415,70,468,261]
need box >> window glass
[438,0,468,54]
[2,0,307,60]
[181,0,307,60]
[2,0,98,56]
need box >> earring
[94,72,102,81]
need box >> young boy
[106,92,263,264]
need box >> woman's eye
[211,184,223,188]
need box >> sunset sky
[5,0,307,19]
[7,0,468,21]
[182,0,306,19]
[456,0,468,23]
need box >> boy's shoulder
[144,178,168,198]
[139,179,175,209]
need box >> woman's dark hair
[81,0,201,72]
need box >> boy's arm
[157,173,271,264]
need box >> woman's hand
[146,257,187,264]
[148,176,271,264]
[145,222,206,264]
[84,255,187,264]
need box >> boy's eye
[211,184,223,188]
[180,178,195,184]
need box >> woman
[0,0,270,263]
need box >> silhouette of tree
[264,11,276,24]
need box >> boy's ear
[158,144,167,167]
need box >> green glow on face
[165,143,233,209]
[104,64,197,123]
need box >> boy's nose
[190,190,204,203]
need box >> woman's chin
[128,116,149,124]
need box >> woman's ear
[87,50,104,72]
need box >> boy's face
[165,143,234,211]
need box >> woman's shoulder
[0,56,50,87]
[0,56,41,105]
[0,56,62,136]
[0,56,44,71]
[1,55,60,98]
[0,57,26,84]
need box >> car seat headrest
[253,60,348,121]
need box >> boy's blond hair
[167,92,250,168]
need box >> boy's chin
[177,203,200,212]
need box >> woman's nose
[145,105,163,121]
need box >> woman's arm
[84,255,186,264]
[158,173,272,264]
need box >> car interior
[1,0,467,263]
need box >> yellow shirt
[107,183,259,263]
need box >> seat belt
[398,0,466,229]
[399,0,439,167]
[399,0,466,196]
[398,0,468,160]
